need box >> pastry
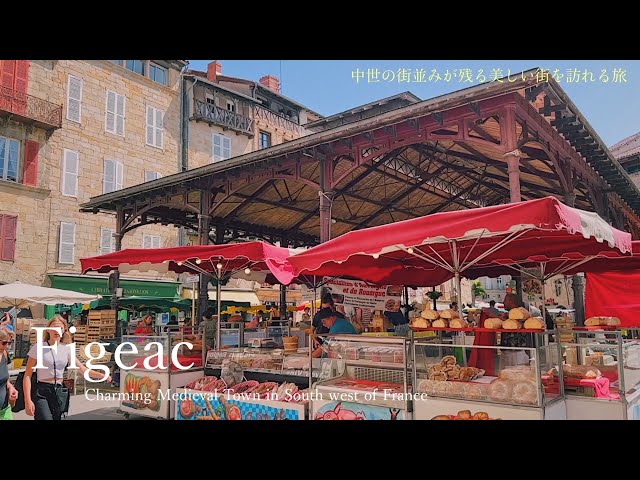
[562,364,601,379]
[463,383,485,400]
[432,319,449,328]
[445,382,465,396]
[473,411,489,420]
[499,366,534,382]
[432,381,449,395]
[449,318,468,329]
[456,410,472,420]
[412,317,430,328]
[512,380,538,405]
[488,379,512,402]
[428,372,447,381]
[440,309,459,319]
[440,355,457,366]
[431,415,451,420]
[484,318,503,329]
[508,307,531,320]
[421,309,440,320]
[524,317,545,329]
[503,319,523,330]
[459,367,478,381]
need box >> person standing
[0,327,18,420]
[134,315,155,335]
[23,315,112,420]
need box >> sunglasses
[1,341,12,346]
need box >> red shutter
[1,60,15,89]
[14,61,29,94]
[23,140,39,187]
[1,215,18,261]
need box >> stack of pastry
[432,309,457,327]
[426,355,484,381]
[488,367,538,405]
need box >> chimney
[259,74,280,93]
[207,61,222,82]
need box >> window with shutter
[103,159,114,193]
[62,149,79,197]
[1,60,15,90]
[146,106,154,146]
[66,75,83,123]
[105,90,125,136]
[58,222,76,264]
[14,61,29,94]
[144,171,161,182]
[0,136,21,183]
[212,134,231,162]
[116,94,125,136]
[153,236,161,248]
[145,106,164,148]
[143,234,160,249]
[155,108,163,148]
[22,140,38,187]
[0,214,18,262]
[115,161,123,190]
[100,227,115,255]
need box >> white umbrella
[0,281,102,309]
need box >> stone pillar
[504,149,522,203]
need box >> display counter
[559,327,640,420]
[119,330,204,419]
[412,330,566,420]
[310,335,412,420]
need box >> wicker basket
[282,336,299,352]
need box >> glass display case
[267,320,290,347]
[560,327,640,420]
[310,335,412,420]
[219,321,244,347]
[412,331,566,420]
[118,328,205,419]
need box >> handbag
[0,404,12,420]
[50,345,70,416]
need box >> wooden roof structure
[80,68,640,247]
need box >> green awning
[49,275,179,298]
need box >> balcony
[192,99,253,136]
[0,87,62,130]
[254,105,302,135]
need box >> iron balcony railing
[0,86,62,129]
[193,99,253,135]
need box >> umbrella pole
[452,240,464,320]
[540,263,547,322]
[216,276,222,351]
[191,282,196,328]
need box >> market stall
[118,327,204,419]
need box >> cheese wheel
[421,309,440,320]
[503,319,522,330]
[431,319,449,328]
[439,309,459,319]
[484,318,503,329]
[524,317,545,329]
[508,307,531,320]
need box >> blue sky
[188,60,640,147]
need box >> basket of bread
[431,410,498,420]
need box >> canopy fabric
[288,197,632,286]
[585,271,640,327]
[0,282,102,308]
[80,241,296,285]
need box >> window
[100,227,116,255]
[259,131,271,150]
[61,149,79,197]
[144,171,161,182]
[0,136,19,182]
[0,214,17,262]
[212,134,231,162]
[105,90,126,136]
[66,75,83,123]
[110,60,122,66]
[145,106,164,148]
[149,63,167,86]
[103,159,123,194]
[226,100,235,112]
[125,60,145,76]
[143,234,160,249]
[206,95,216,106]
[58,222,75,264]
[496,277,503,288]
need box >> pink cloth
[580,377,619,399]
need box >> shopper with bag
[0,327,18,420]
[23,315,112,420]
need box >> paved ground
[12,393,153,420]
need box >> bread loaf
[449,318,468,329]
[432,319,449,328]
[524,317,545,329]
[508,307,531,320]
[440,309,459,319]
[421,309,440,320]
[412,317,430,328]
[503,319,523,330]
[484,318,503,329]
[562,364,601,379]
[585,316,621,326]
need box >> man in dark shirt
[312,294,346,346]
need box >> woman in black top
[0,327,18,416]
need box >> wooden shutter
[152,236,161,248]
[58,222,76,264]
[1,215,18,261]
[115,161,123,190]
[155,108,163,148]
[105,91,116,133]
[146,106,154,146]
[1,60,15,89]
[143,234,152,249]
[222,136,231,159]
[116,94,125,136]
[14,61,29,94]
[67,75,82,123]
[62,149,79,196]
[212,134,221,162]
[23,140,39,187]
[100,228,113,255]
[103,159,114,193]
